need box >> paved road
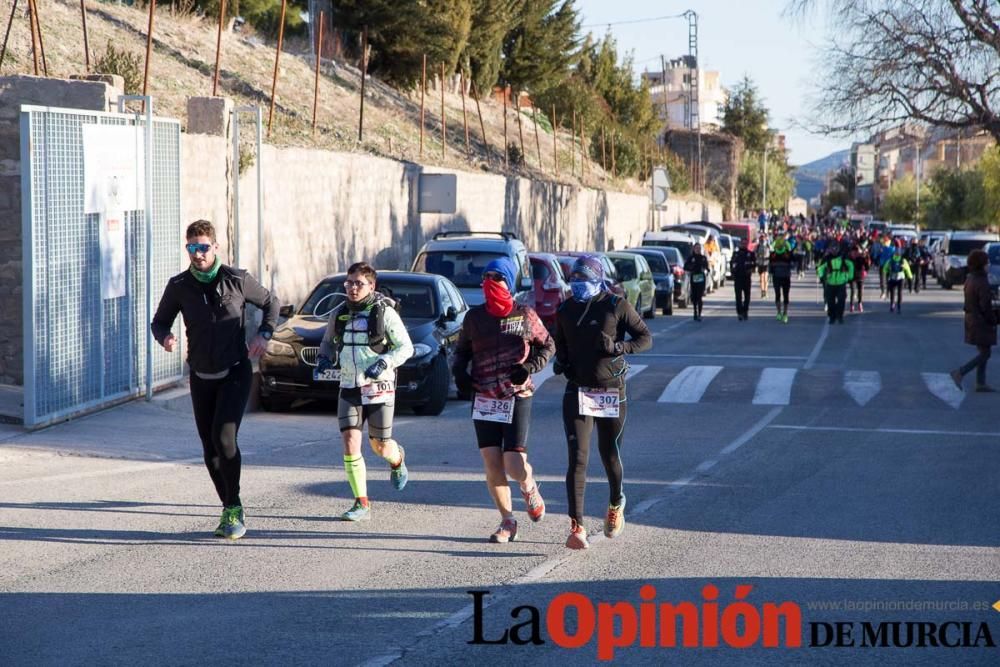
[1,273,998,665]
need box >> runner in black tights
[553,256,651,550]
[151,220,279,540]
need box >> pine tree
[721,75,770,153]
[462,0,523,96]
[330,0,473,88]
[501,0,579,94]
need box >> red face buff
[483,278,514,318]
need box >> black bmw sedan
[259,271,468,415]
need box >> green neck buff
[190,256,222,283]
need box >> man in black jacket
[554,256,652,550]
[151,220,279,540]
[730,237,757,320]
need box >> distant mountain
[794,149,851,200]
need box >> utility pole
[762,144,768,212]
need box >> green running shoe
[222,506,246,540]
[390,446,408,491]
[341,499,371,522]
[214,508,227,537]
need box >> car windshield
[987,246,1000,264]
[635,252,668,272]
[950,240,991,256]
[300,279,436,320]
[414,251,505,288]
[531,261,550,280]
[645,240,693,261]
[660,247,683,265]
[612,258,637,281]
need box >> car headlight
[411,343,433,358]
[265,340,295,356]
[949,256,965,268]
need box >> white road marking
[752,368,798,405]
[720,406,784,454]
[844,370,882,406]
[657,365,723,403]
[767,424,1000,437]
[625,364,648,381]
[803,320,830,370]
[696,459,718,472]
[921,372,965,410]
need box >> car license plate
[313,368,341,382]
[361,379,395,405]
[578,387,619,418]
[472,394,514,424]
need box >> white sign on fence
[83,124,145,299]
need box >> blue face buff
[570,280,602,302]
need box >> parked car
[986,243,1000,296]
[528,252,572,332]
[935,231,999,289]
[889,226,919,246]
[658,245,690,309]
[719,234,736,277]
[622,247,679,315]
[664,223,727,290]
[920,230,949,277]
[555,252,628,300]
[642,230,700,297]
[411,231,533,307]
[606,251,656,318]
[259,271,467,415]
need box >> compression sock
[344,454,368,500]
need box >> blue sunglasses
[186,243,212,254]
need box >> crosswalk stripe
[657,365,723,403]
[921,372,965,410]
[752,368,798,405]
[844,370,881,406]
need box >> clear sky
[574,0,855,166]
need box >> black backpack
[332,291,399,355]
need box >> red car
[554,252,628,300]
[528,253,572,332]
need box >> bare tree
[786,0,1000,142]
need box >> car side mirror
[279,304,295,318]
[440,306,458,323]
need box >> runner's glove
[316,354,334,374]
[454,366,474,395]
[364,358,388,379]
[509,364,530,385]
[600,332,625,356]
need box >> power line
[581,13,687,29]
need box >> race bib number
[692,274,705,283]
[313,368,341,382]
[472,394,515,424]
[578,388,620,418]
[361,379,395,405]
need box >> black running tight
[189,359,252,507]
[849,280,864,305]
[563,385,628,523]
[773,277,790,312]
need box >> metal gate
[20,103,183,428]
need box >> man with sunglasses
[452,258,554,543]
[316,262,413,522]
[151,220,279,540]
[554,255,651,550]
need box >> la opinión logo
[468,584,802,660]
